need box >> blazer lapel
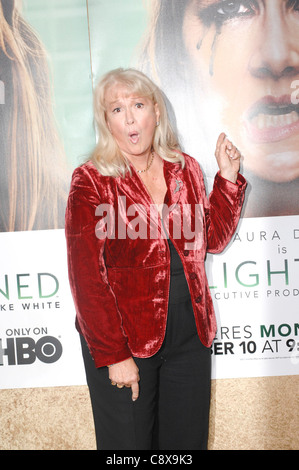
[115,160,184,205]
[163,159,185,210]
[114,159,185,233]
[116,165,152,207]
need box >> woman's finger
[131,381,139,402]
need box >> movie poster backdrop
[0,0,298,389]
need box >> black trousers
[80,296,211,450]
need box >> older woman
[65,68,246,450]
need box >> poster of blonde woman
[0,0,93,389]
[0,0,70,232]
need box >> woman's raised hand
[215,132,242,183]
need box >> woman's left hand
[215,132,242,184]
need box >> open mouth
[244,96,299,143]
[128,131,139,144]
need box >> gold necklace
[136,150,155,174]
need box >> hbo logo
[0,336,63,365]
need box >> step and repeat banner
[0,0,298,389]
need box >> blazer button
[183,250,189,256]
[190,272,197,280]
[195,295,202,303]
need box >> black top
[167,238,191,304]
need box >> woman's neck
[126,149,154,173]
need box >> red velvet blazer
[65,153,246,368]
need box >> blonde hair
[90,68,184,177]
[0,1,69,232]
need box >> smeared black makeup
[286,0,299,11]
[196,0,259,76]
[194,0,299,75]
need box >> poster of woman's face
[140,0,299,217]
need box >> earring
[156,121,160,126]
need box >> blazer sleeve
[206,170,246,253]
[65,166,132,368]
[190,158,246,253]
